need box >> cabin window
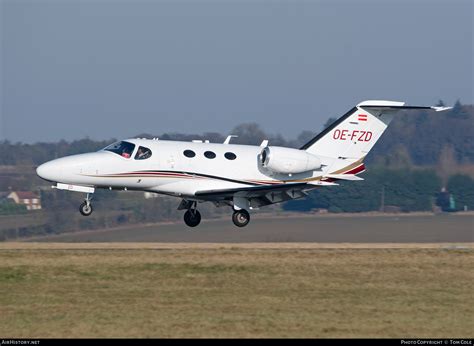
[224,152,237,160]
[104,141,136,159]
[135,146,152,160]
[183,150,196,158]
[204,151,216,159]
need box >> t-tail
[300,100,451,176]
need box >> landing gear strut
[232,209,250,227]
[79,193,93,216]
[183,202,201,227]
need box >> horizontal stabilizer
[432,106,452,112]
[357,100,452,112]
[324,174,364,181]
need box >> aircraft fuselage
[37,139,318,198]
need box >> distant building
[7,191,42,210]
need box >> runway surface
[26,213,473,243]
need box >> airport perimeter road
[28,214,473,243]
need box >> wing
[194,182,314,207]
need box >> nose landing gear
[79,193,93,216]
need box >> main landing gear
[232,209,250,227]
[183,202,201,227]
[231,196,250,228]
[179,200,251,228]
[182,208,249,228]
[79,193,93,216]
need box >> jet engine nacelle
[260,146,322,174]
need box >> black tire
[184,209,201,227]
[79,201,93,216]
[232,210,250,227]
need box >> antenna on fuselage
[224,135,238,144]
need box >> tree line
[284,169,474,213]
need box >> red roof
[14,191,39,199]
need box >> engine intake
[261,146,322,174]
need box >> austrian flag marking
[358,114,368,121]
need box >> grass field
[0,243,473,338]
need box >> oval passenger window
[224,152,237,160]
[204,151,216,159]
[183,150,196,158]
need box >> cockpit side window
[104,141,136,159]
[134,146,152,160]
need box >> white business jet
[36,100,449,227]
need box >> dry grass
[0,243,473,338]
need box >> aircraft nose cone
[36,152,106,183]
[36,161,60,182]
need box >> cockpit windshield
[104,141,136,159]
[134,146,152,160]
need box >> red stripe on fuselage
[116,172,191,177]
[98,171,288,186]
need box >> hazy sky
[1,0,473,143]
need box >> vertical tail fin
[301,100,450,173]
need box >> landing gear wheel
[184,209,201,227]
[79,201,93,216]
[232,210,250,227]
